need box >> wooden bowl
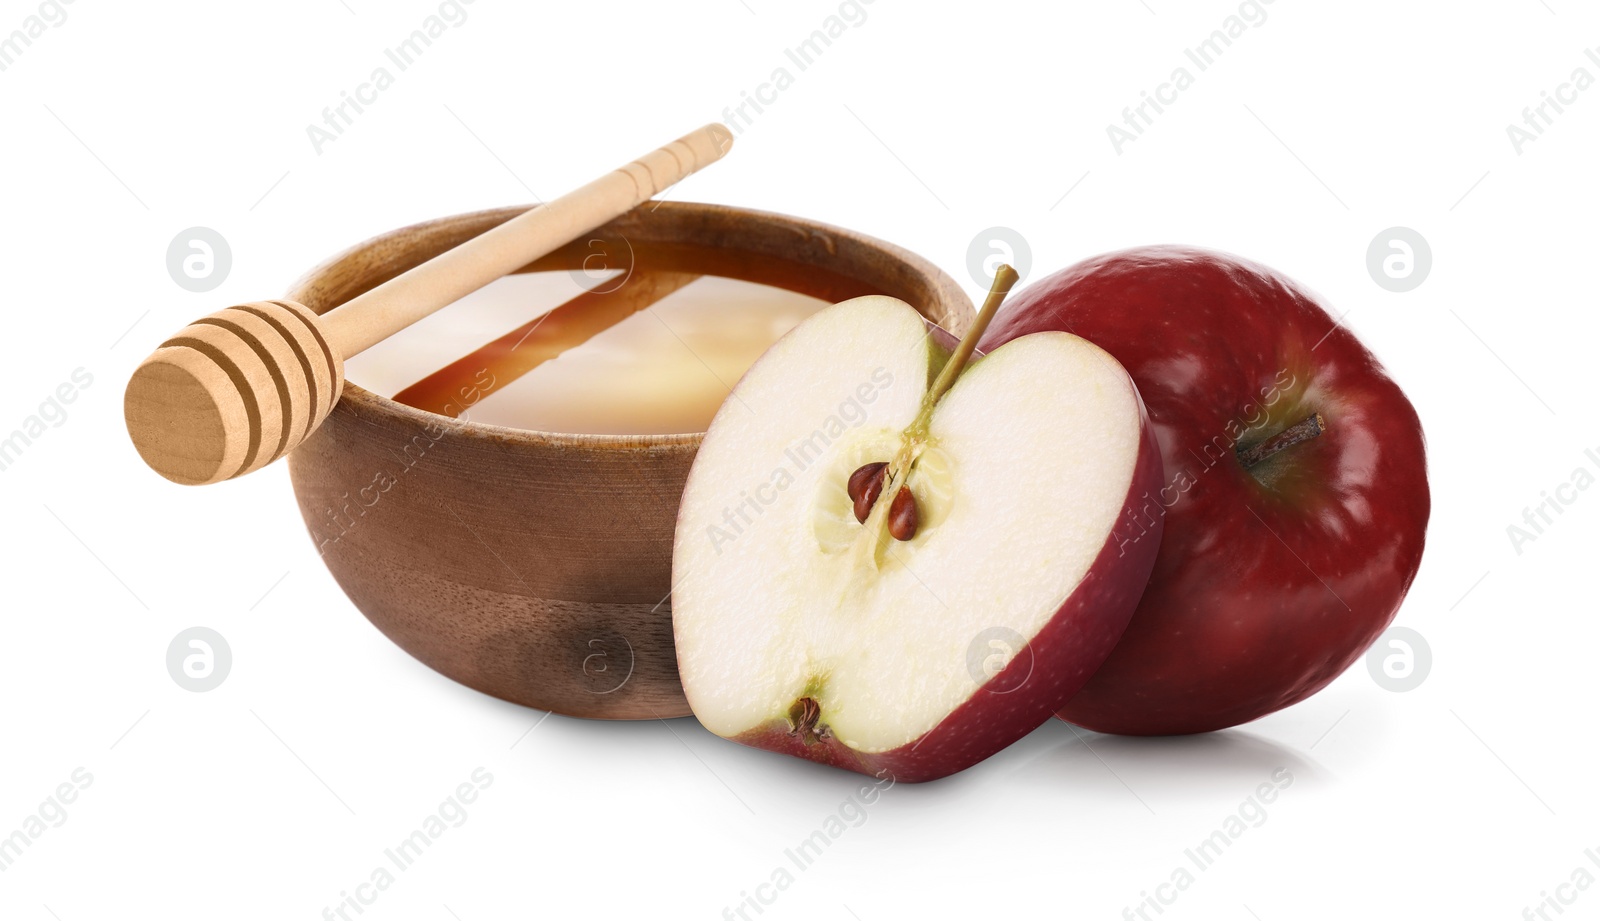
[285,202,973,719]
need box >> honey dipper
[125,123,733,485]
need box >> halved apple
[670,269,1163,782]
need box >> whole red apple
[980,246,1430,735]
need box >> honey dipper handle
[322,123,734,356]
[125,124,733,486]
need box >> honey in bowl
[345,267,828,434]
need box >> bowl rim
[284,200,972,452]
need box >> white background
[2,1,1596,919]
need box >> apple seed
[888,486,919,541]
[848,461,889,523]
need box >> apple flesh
[981,246,1430,735]
[671,285,1163,781]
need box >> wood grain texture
[125,299,343,485]
[285,201,973,719]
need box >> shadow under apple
[1007,720,1326,802]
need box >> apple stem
[921,264,1019,415]
[1237,412,1326,468]
[862,267,1020,554]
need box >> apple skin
[980,245,1430,736]
[725,419,1164,783]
